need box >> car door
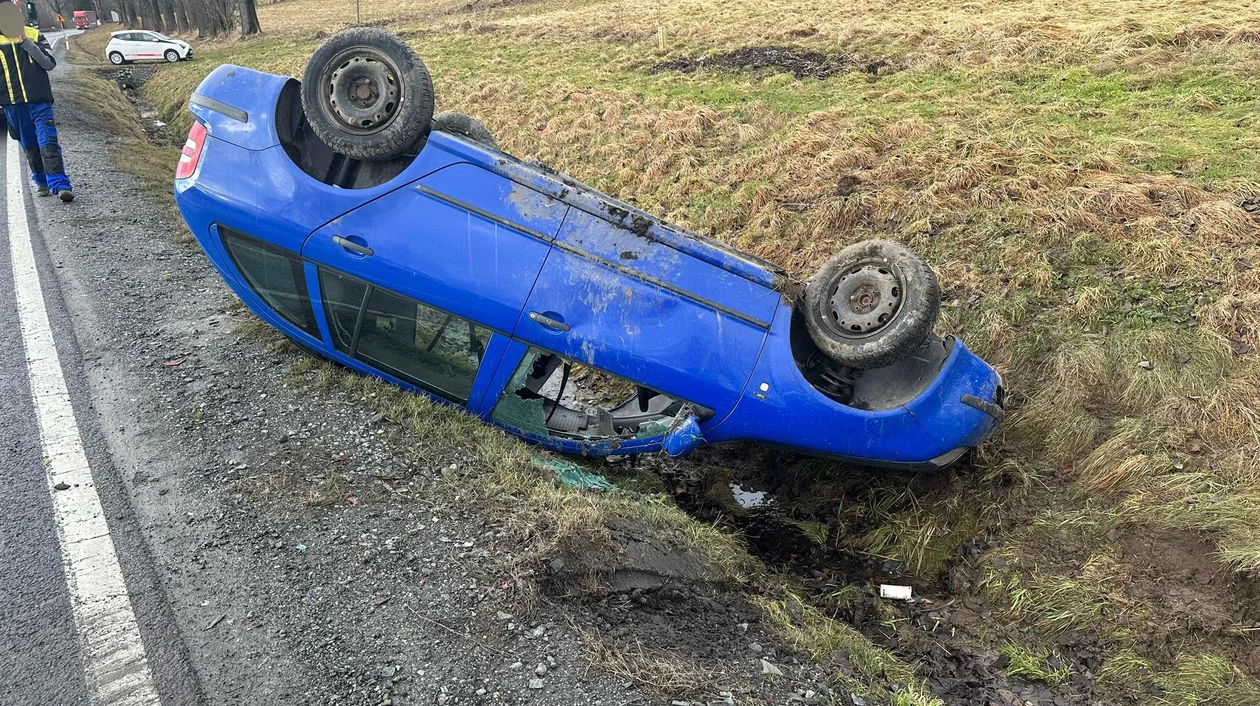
[510,208,778,425]
[116,33,139,60]
[301,162,569,402]
[131,32,160,61]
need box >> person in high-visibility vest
[0,0,72,201]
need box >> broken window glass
[489,348,690,441]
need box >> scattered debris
[879,584,913,600]
[163,357,185,367]
[1137,360,1155,370]
[730,483,769,509]
[532,457,615,491]
[52,482,70,491]
[204,613,227,631]
[760,659,784,676]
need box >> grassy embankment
[70,2,1260,702]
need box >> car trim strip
[190,92,248,123]
[961,393,1006,423]
[413,183,552,243]
[412,184,772,330]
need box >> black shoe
[57,189,74,203]
[36,185,50,196]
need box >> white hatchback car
[106,31,193,65]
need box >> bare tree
[95,0,257,37]
[144,0,163,30]
[236,0,257,35]
[120,0,138,27]
[159,0,178,32]
[34,0,68,28]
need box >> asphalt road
[0,147,91,705]
[0,107,204,706]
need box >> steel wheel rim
[319,46,403,136]
[823,258,904,338]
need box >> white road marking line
[6,138,161,705]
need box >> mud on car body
[173,29,1004,469]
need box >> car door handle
[528,311,570,332]
[333,235,373,257]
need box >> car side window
[318,269,367,354]
[219,228,320,338]
[317,267,491,403]
[489,347,694,441]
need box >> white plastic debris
[879,584,913,600]
[730,483,769,509]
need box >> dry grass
[64,25,111,65]
[579,631,719,697]
[58,66,183,220]
[71,0,1260,701]
[757,592,942,706]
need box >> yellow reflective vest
[0,27,55,105]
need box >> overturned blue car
[173,29,1004,468]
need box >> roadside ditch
[58,44,1223,706]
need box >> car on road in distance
[106,30,192,64]
[173,29,1005,469]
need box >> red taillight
[176,120,207,180]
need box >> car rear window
[219,228,320,339]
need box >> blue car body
[174,64,1004,469]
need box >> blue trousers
[6,102,70,192]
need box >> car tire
[164,49,179,63]
[432,111,498,149]
[108,51,125,65]
[300,28,434,162]
[802,239,940,370]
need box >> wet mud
[637,446,1110,705]
[652,46,894,80]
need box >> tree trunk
[146,0,164,31]
[183,0,210,35]
[236,0,258,36]
[159,0,177,33]
[213,0,233,34]
[121,0,138,27]
[187,0,231,36]
[172,0,196,34]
